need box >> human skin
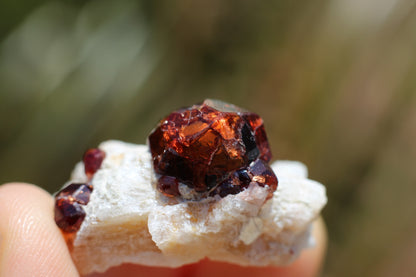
[0,183,327,277]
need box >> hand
[0,183,327,277]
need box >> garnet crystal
[55,183,93,233]
[55,148,105,233]
[83,148,106,179]
[54,198,86,233]
[148,99,277,199]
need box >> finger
[91,217,327,277]
[0,183,79,277]
[289,217,327,277]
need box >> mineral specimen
[54,183,92,233]
[148,99,277,199]
[83,148,106,179]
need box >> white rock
[66,140,327,275]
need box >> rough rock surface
[67,140,327,275]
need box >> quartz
[148,99,277,199]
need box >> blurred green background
[1,0,416,276]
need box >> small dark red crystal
[157,175,180,197]
[54,198,86,233]
[148,99,277,199]
[210,169,252,198]
[55,147,104,234]
[247,159,278,199]
[56,183,93,205]
[83,148,106,179]
[54,183,93,233]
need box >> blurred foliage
[1,0,416,276]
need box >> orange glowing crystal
[148,99,277,199]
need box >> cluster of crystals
[148,99,278,200]
[54,149,105,233]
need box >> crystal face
[148,99,277,199]
[211,159,277,199]
[83,148,106,179]
[54,183,92,233]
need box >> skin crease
[0,183,327,277]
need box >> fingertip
[0,183,79,277]
[282,217,327,277]
[0,182,50,198]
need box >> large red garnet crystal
[148,99,277,199]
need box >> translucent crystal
[148,99,277,199]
